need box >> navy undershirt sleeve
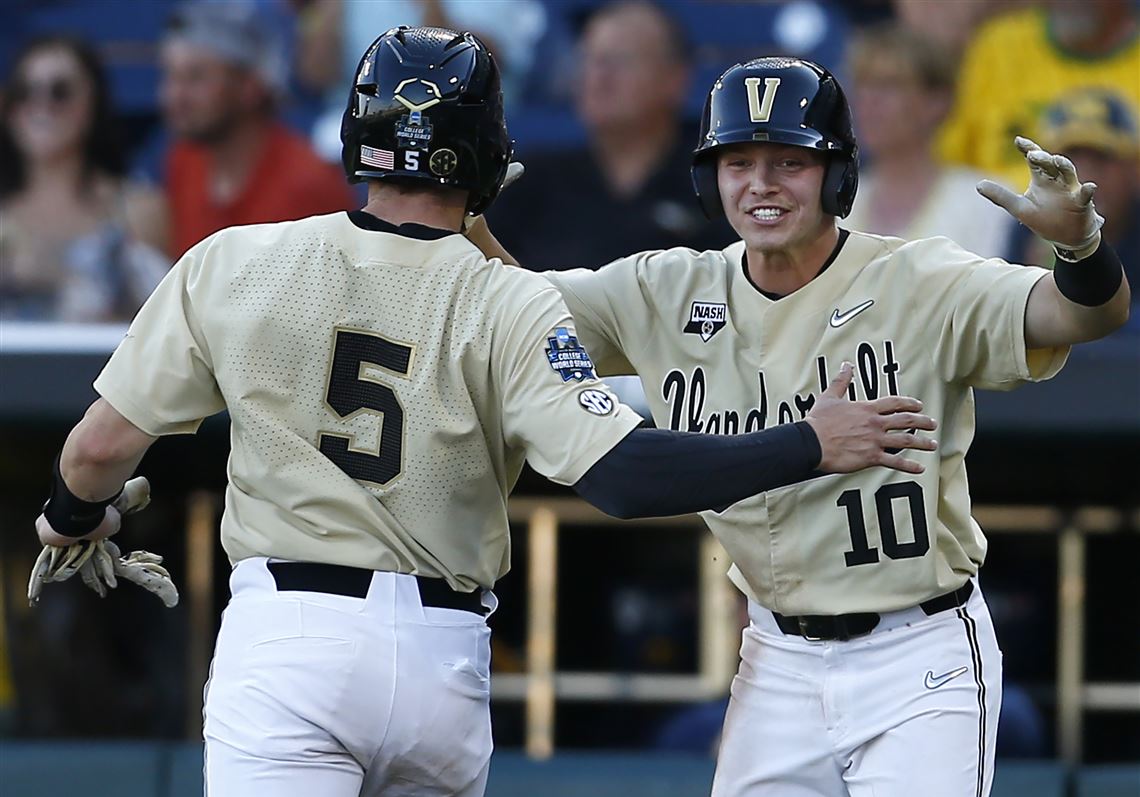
[572,422,822,519]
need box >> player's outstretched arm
[977,137,1130,348]
[573,364,938,519]
[464,214,521,267]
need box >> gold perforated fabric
[96,212,640,589]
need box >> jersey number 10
[837,481,930,566]
[318,328,414,486]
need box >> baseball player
[28,36,940,797]
[469,58,1130,796]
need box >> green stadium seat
[486,751,715,797]
[164,742,205,797]
[992,761,1067,797]
[0,741,163,797]
[1077,764,1140,797]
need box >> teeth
[751,208,783,219]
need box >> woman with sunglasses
[1,36,168,322]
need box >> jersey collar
[739,228,851,301]
[346,210,457,240]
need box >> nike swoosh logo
[829,299,875,328]
[924,666,969,689]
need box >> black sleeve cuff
[1053,239,1124,307]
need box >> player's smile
[716,142,829,254]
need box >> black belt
[771,580,974,641]
[267,561,487,616]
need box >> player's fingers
[27,545,54,605]
[877,452,925,474]
[93,543,117,588]
[1027,149,1059,178]
[1078,181,1098,204]
[1015,136,1042,155]
[870,395,924,414]
[113,477,151,515]
[503,161,525,189]
[821,361,854,399]
[880,412,937,432]
[1054,155,1080,186]
[882,432,938,452]
[976,180,1028,216]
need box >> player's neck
[744,223,840,296]
[361,183,466,232]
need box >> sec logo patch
[578,389,614,416]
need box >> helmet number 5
[318,328,415,487]
[744,77,781,123]
[404,150,420,170]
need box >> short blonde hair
[848,22,958,92]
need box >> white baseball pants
[203,558,495,796]
[711,581,1002,797]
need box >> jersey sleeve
[542,254,653,376]
[911,237,1070,389]
[93,239,225,435]
[493,283,643,485]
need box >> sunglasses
[10,77,80,106]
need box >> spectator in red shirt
[160,2,354,257]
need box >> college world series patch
[545,327,596,381]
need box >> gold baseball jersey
[545,231,1069,614]
[95,212,641,591]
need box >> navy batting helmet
[341,26,513,215]
[692,57,859,219]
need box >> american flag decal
[360,145,394,170]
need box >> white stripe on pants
[711,581,1002,797]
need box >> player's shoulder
[847,228,976,262]
[177,214,344,282]
[604,242,740,289]
[197,213,336,253]
[849,229,1014,292]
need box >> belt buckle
[797,617,825,642]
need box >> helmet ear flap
[822,154,859,218]
[692,155,723,220]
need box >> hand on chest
[658,296,910,433]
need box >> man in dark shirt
[487,0,733,270]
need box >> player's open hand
[977,137,1103,257]
[806,363,938,475]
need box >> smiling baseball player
[28,37,945,797]
[469,57,1130,797]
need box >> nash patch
[683,301,727,342]
[395,111,433,151]
[545,327,595,381]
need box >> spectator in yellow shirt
[938,0,1140,188]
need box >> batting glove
[28,477,179,608]
[977,136,1104,261]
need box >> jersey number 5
[837,481,930,567]
[318,328,414,486]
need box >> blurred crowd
[0,0,1138,753]
[1,0,1138,323]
